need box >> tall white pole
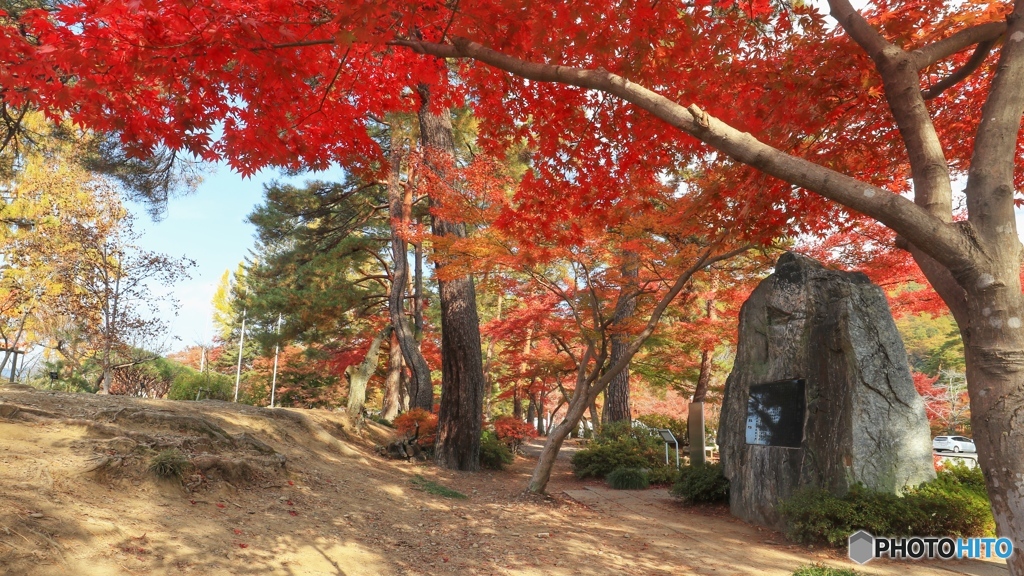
[270,313,282,408]
[233,308,247,402]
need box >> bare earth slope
[0,384,1007,576]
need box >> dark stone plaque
[745,379,805,448]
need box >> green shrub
[635,413,687,443]
[480,431,514,470]
[670,463,730,504]
[792,564,859,576]
[607,467,650,490]
[907,465,994,538]
[933,461,987,496]
[571,421,664,479]
[780,467,994,546]
[647,464,681,486]
[167,369,234,401]
[781,488,883,546]
[149,449,192,481]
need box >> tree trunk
[603,252,639,423]
[960,286,1024,575]
[483,293,503,422]
[602,339,632,423]
[346,328,389,416]
[387,138,433,412]
[528,384,593,493]
[526,395,536,426]
[536,392,546,435]
[693,349,714,403]
[381,331,404,421]
[693,290,718,403]
[99,369,112,394]
[548,400,566,431]
[418,88,487,471]
[512,329,532,421]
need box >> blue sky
[128,162,343,353]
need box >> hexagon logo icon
[848,530,874,565]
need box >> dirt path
[0,386,1010,576]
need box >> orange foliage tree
[10,0,1024,555]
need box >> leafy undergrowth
[792,564,859,576]
[780,464,993,546]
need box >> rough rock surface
[719,252,935,529]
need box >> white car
[933,436,976,453]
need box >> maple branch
[440,0,461,43]
[525,268,589,341]
[964,2,1024,242]
[913,21,1007,69]
[829,0,956,228]
[827,0,891,59]
[393,37,978,277]
[922,40,996,100]
[270,39,336,49]
[551,333,579,368]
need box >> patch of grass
[148,449,192,481]
[410,475,469,499]
[792,563,859,576]
[607,467,650,490]
[368,414,394,428]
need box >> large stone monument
[718,252,935,529]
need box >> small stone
[535,532,549,538]
[28,513,43,519]
[472,543,478,548]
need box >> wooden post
[688,401,706,466]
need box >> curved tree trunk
[381,331,405,421]
[387,138,433,411]
[529,376,592,492]
[418,87,487,471]
[346,328,389,416]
